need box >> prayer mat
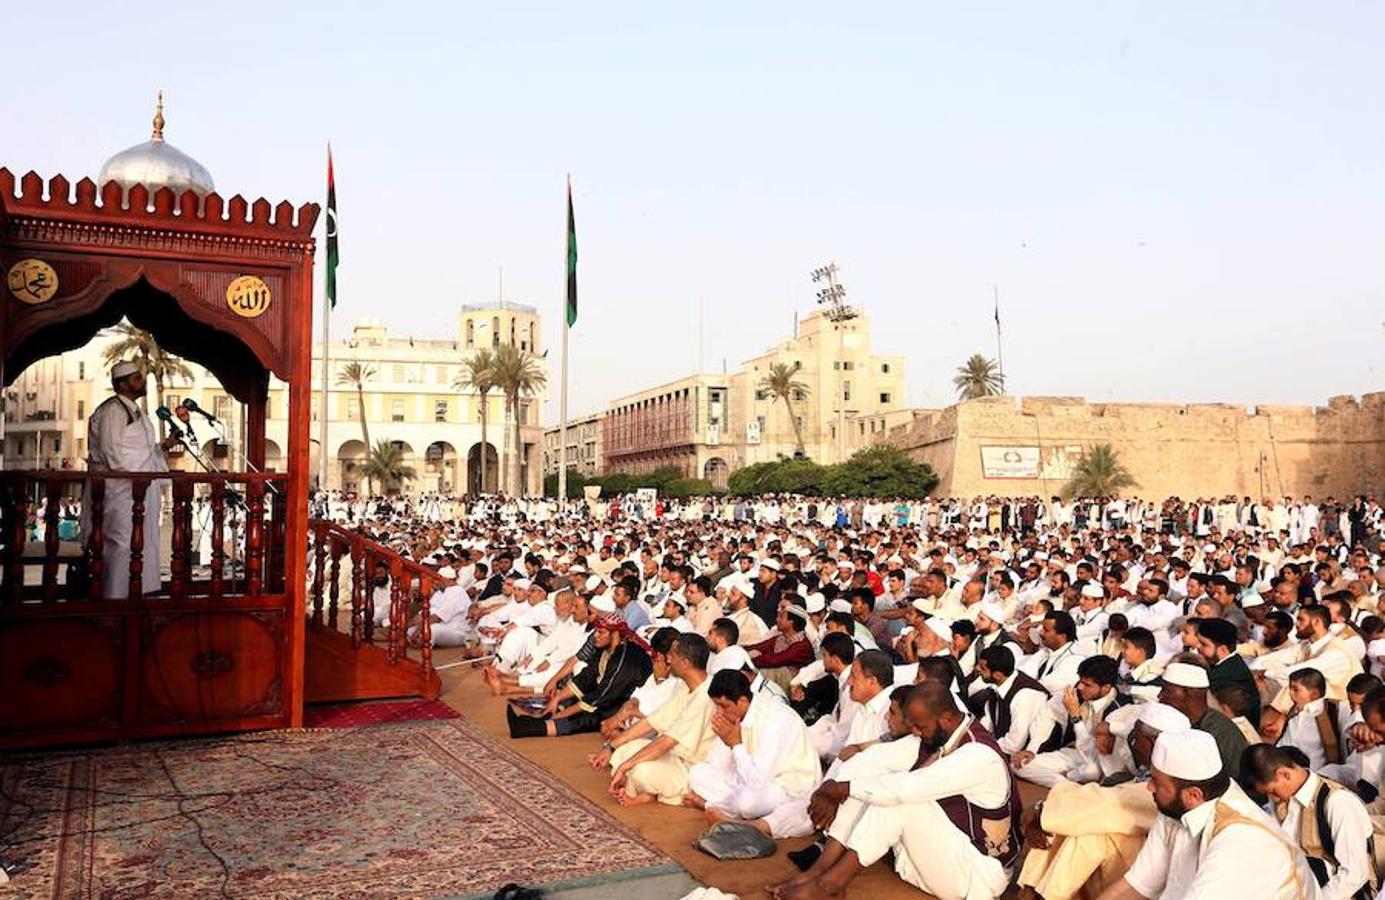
[303,698,460,728]
[0,719,679,899]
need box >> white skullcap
[1163,662,1210,689]
[1080,583,1105,599]
[1152,730,1222,781]
[1137,702,1191,734]
[708,644,753,676]
[665,594,687,611]
[838,560,855,570]
[437,566,457,580]
[805,592,826,614]
[728,576,754,597]
[784,604,809,623]
[513,578,532,591]
[1202,544,1217,554]
[925,617,953,640]
[716,575,738,594]
[584,574,603,592]
[569,564,588,574]
[1241,595,1265,609]
[978,601,1006,625]
[828,598,853,614]
[1034,551,1049,561]
[111,361,140,380]
[759,558,780,571]
[589,595,616,614]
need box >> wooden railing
[0,469,289,604]
[307,519,452,686]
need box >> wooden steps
[304,624,441,704]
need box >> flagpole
[557,176,571,503]
[319,145,332,490]
[993,284,1005,392]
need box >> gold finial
[151,91,165,142]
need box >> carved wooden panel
[0,617,123,736]
[137,609,285,725]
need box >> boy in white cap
[1103,730,1318,900]
[83,361,179,598]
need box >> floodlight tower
[811,262,859,463]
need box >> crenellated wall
[881,393,1385,498]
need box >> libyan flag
[326,146,338,309]
[566,178,577,327]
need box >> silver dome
[98,94,215,198]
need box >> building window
[791,388,806,402]
[466,320,475,348]
[842,361,854,371]
[311,398,319,421]
[434,399,448,423]
[391,399,405,422]
[213,395,234,423]
[880,362,891,374]
[833,361,840,370]
[754,389,768,401]
[78,362,85,380]
[879,392,891,404]
[492,316,501,347]
[265,398,272,419]
[843,381,852,402]
[859,422,866,436]
[510,318,517,346]
[76,400,85,419]
[52,437,61,454]
[166,394,181,412]
[528,323,536,351]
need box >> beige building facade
[876,393,1385,499]
[541,410,605,479]
[2,300,547,496]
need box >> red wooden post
[363,549,377,642]
[210,481,226,600]
[327,533,342,630]
[310,521,326,625]
[169,478,192,602]
[42,477,61,601]
[3,476,26,603]
[386,560,403,666]
[245,480,265,595]
[128,478,147,602]
[87,478,105,600]
[399,570,415,663]
[350,535,365,648]
[418,574,434,681]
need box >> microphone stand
[169,421,247,591]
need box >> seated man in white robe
[484,589,588,695]
[770,681,1022,900]
[491,582,558,670]
[684,669,820,825]
[725,576,770,646]
[599,626,683,736]
[406,580,473,648]
[1014,654,1132,788]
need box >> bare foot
[682,792,706,810]
[777,879,842,900]
[616,791,657,808]
[704,806,732,826]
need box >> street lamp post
[810,262,859,464]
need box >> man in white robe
[82,362,175,599]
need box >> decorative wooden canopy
[0,168,319,403]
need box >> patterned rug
[303,699,460,729]
[0,719,678,899]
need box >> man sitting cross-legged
[770,680,1022,900]
[588,632,716,807]
[483,589,590,696]
[683,669,820,827]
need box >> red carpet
[304,698,460,728]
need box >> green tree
[489,342,548,495]
[544,467,587,499]
[662,477,714,499]
[453,347,497,494]
[759,361,810,458]
[336,360,378,492]
[101,322,194,436]
[952,353,1005,400]
[353,439,417,495]
[821,445,938,499]
[1061,443,1137,500]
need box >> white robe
[81,394,166,598]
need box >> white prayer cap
[728,576,754,597]
[1137,702,1191,734]
[1163,662,1210,689]
[1080,583,1105,599]
[837,560,855,570]
[784,604,809,624]
[1202,544,1217,554]
[1034,551,1049,561]
[709,644,753,676]
[665,594,687,611]
[715,575,738,594]
[513,578,532,591]
[1152,730,1222,781]
[758,558,780,572]
[1241,595,1265,609]
[437,566,457,580]
[805,592,826,614]
[111,360,140,380]
[584,574,603,593]
[569,564,588,574]
[828,598,853,614]
[925,617,953,640]
[589,595,616,613]
[978,601,1006,625]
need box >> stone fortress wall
[879,392,1385,500]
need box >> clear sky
[5,2,1382,419]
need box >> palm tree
[489,342,548,496]
[952,353,1005,400]
[101,322,194,435]
[353,440,417,495]
[336,360,377,492]
[759,361,810,458]
[1062,443,1138,500]
[452,347,497,494]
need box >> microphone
[155,406,185,439]
[181,398,220,425]
[174,404,199,446]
